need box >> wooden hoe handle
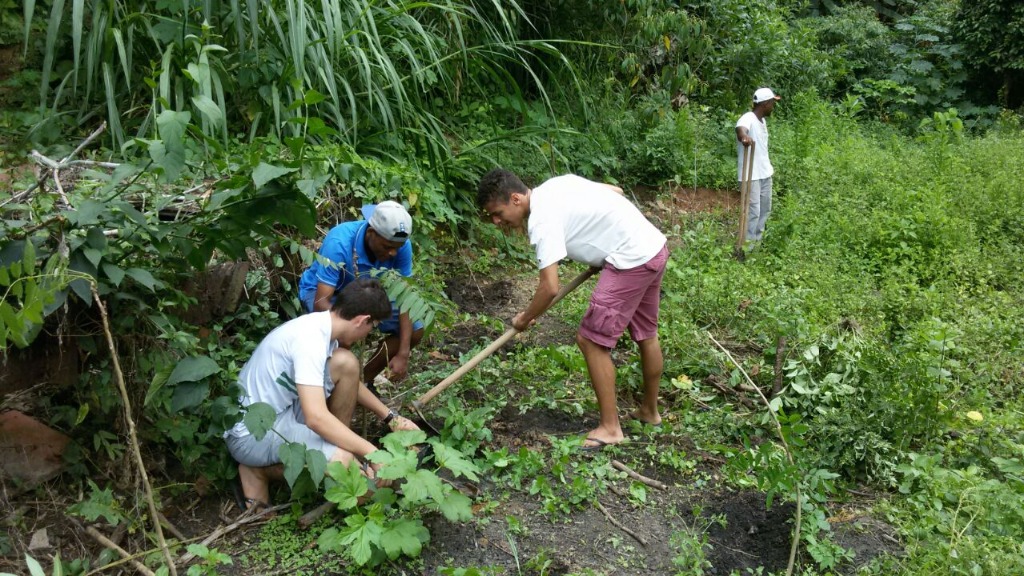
[411,267,599,410]
[735,141,756,252]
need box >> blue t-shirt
[297,205,413,306]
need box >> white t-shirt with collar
[226,311,338,438]
[527,175,666,270]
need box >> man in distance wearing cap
[298,201,424,390]
[735,87,781,245]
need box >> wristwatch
[382,409,399,426]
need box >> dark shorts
[578,244,668,348]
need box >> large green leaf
[125,267,162,291]
[305,448,328,488]
[192,95,224,127]
[73,200,108,226]
[380,518,428,559]
[279,441,307,488]
[324,460,369,510]
[399,469,444,504]
[341,514,384,566]
[166,356,221,387]
[171,382,209,412]
[436,490,472,522]
[153,110,191,182]
[243,402,276,440]
[252,163,298,188]
[430,441,480,481]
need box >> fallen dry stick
[85,526,157,576]
[708,378,756,409]
[611,460,667,490]
[177,503,290,566]
[157,510,187,541]
[595,500,647,547]
[299,501,334,528]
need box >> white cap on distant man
[753,87,781,104]
[364,201,412,242]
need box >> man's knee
[328,349,361,384]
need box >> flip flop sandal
[580,438,610,453]
[231,477,269,513]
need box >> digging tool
[408,266,599,431]
[734,141,755,260]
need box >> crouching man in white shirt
[224,277,420,509]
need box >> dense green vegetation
[2,0,1023,574]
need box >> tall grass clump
[24,0,563,166]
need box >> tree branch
[611,460,667,490]
[91,283,177,576]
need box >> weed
[183,545,232,576]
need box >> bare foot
[582,426,624,449]
[628,410,662,427]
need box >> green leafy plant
[184,545,232,576]
[0,240,73,348]
[67,479,127,526]
[670,506,725,576]
[317,430,479,567]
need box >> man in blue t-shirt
[297,201,424,388]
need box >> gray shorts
[225,383,339,467]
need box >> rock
[0,410,71,491]
[28,528,50,551]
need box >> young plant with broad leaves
[243,403,479,567]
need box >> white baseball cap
[363,201,412,242]
[753,87,781,104]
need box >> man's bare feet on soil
[627,410,663,427]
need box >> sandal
[231,477,269,513]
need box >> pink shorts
[578,244,668,348]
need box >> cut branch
[299,501,334,528]
[84,526,157,576]
[595,500,647,547]
[708,377,755,409]
[772,336,787,397]
[177,504,289,565]
[91,283,177,576]
[611,460,667,490]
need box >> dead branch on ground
[611,460,667,490]
[84,526,157,576]
[595,500,647,547]
[177,504,290,566]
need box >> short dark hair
[331,278,392,320]
[477,168,528,209]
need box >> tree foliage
[951,0,1024,109]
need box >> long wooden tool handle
[412,267,599,409]
[735,141,755,250]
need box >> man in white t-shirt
[477,170,669,451]
[224,278,420,509]
[736,87,781,243]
